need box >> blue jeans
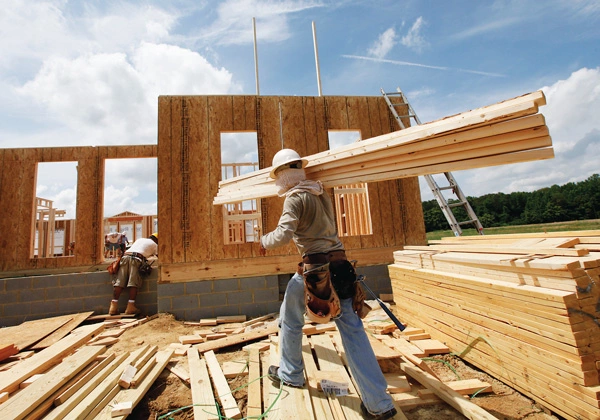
[277,273,395,415]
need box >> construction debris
[0,305,524,419]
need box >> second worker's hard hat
[269,149,308,179]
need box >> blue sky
[1,0,599,220]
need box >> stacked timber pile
[214,90,552,205]
[388,230,600,420]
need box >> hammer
[357,274,406,332]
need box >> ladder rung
[458,220,477,226]
[438,186,455,191]
[448,202,467,208]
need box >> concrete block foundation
[0,264,393,327]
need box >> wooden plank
[266,341,314,420]
[0,323,104,394]
[222,359,249,378]
[96,348,175,420]
[409,244,588,257]
[53,353,115,406]
[43,346,147,420]
[216,94,546,196]
[402,362,498,420]
[195,324,278,353]
[204,350,241,419]
[383,372,411,393]
[0,314,73,351]
[187,348,219,420]
[157,95,174,264]
[417,379,492,397]
[209,95,235,262]
[188,96,211,262]
[168,97,184,263]
[0,345,105,420]
[310,334,362,420]
[160,246,398,282]
[214,147,554,204]
[246,348,262,418]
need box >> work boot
[109,300,119,315]
[267,365,304,388]
[360,402,398,419]
[124,301,141,315]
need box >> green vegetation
[423,173,600,234]
[426,218,600,241]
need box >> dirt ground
[106,313,561,420]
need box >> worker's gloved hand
[259,243,267,256]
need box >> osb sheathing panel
[0,145,157,273]
[157,95,426,280]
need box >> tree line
[422,173,600,232]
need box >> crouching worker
[259,149,397,419]
[109,232,158,316]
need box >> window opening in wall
[329,130,373,236]
[33,162,78,258]
[221,132,261,245]
[104,158,157,259]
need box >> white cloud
[14,43,235,147]
[368,28,397,59]
[199,0,325,46]
[450,17,521,42]
[0,0,74,69]
[401,17,428,53]
[84,4,177,51]
[423,67,600,200]
[541,67,600,152]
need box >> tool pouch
[330,259,371,319]
[302,262,341,324]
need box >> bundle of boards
[389,230,600,420]
[215,90,552,204]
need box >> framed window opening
[103,158,157,259]
[32,162,77,258]
[221,132,261,245]
[329,130,373,236]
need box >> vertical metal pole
[278,102,284,148]
[253,17,260,95]
[312,21,322,97]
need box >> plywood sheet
[30,311,93,350]
[0,314,73,351]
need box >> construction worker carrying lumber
[260,149,397,420]
[109,232,158,316]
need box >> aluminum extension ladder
[381,87,484,236]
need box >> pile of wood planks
[388,230,600,420]
[214,90,552,205]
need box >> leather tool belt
[299,250,370,322]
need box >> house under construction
[1,91,599,420]
[0,93,425,327]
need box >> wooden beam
[402,362,498,420]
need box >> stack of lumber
[214,90,552,205]
[388,230,600,420]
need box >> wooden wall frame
[157,95,426,282]
[0,145,157,274]
[0,94,426,280]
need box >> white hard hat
[269,149,308,179]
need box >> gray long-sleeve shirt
[261,189,344,256]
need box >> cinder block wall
[0,271,158,328]
[158,275,283,320]
[0,264,393,327]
